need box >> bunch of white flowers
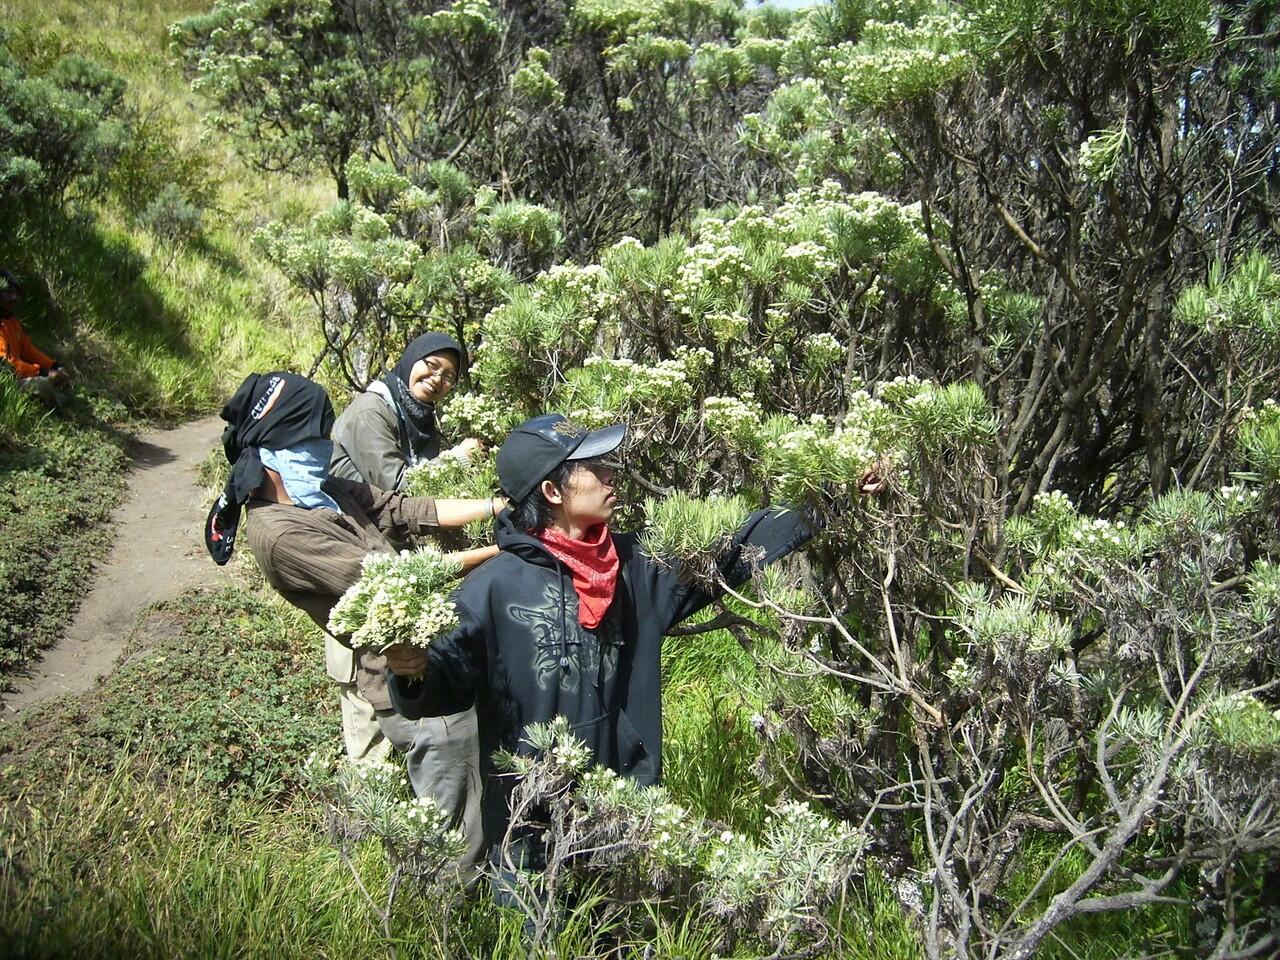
[328,547,462,651]
[703,395,762,449]
[437,390,514,443]
[801,332,844,371]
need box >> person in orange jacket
[1,270,70,402]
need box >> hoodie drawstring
[556,561,570,672]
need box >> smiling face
[407,350,459,404]
[544,459,618,533]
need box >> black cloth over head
[204,371,335,565]
[381,331,464,465]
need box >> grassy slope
[0,0,323,416]
[0,0,324,680]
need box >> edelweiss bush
[488,718,863,955]
[196,0,1280,954]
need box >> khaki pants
[405,706,486,875]
[327,634,485,872]
[337,679,396,763]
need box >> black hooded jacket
[389,504,812,845]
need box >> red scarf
[536,524,620,629]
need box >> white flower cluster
[704,309,750,343]
[801,332,844,370]
[438,390,511,442]
[328,548,462,650]
[511,53,563,105]
[674,344,713,379]
[562,354,698,420]
[671,241,750,315]
[1068,517,1129,551]
[781,240,837,281]
[402,454,471,498]
[705,800,861,931]
[1218,484,1260,515]
[532,262,617,323]
[945,657,979,693]
[550,736,593,774]
[757,405,889,501]
[875,373,927,404]
[647,800,698,869]
[746,355,774,383]
[1241,397,1279,422]
[323,755,468,860]
[703,395,762,449]
[1006,490,1080,557]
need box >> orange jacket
[1,315,57,378]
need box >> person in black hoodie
[385,413,886,877]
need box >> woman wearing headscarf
[326,336,492,874]
[329,331,483,491]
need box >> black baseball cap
[496,414,626,501]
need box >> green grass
[0,413,130,682]
[1,0,327,420]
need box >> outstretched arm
[663,464,887,628]
[325,475,505,545]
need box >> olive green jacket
[329,387,410,491]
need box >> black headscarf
[381,331,464,465]
[204,372,336,565]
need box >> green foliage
[137,182,205,250]
[477,200,563,273]
[0,419,128,680]
[0,759,433,959]
[511,47,563,106]
[171,0,395,193]
[1,586,335,798]
[0,364,43,446]
[639,492,752,567]
[1175,249,1280,345]
[491,716,864,956]
[254,157,525,390]
[304,753,467,875]
[661,684,771,832]
[0,33,129,205]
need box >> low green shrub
[0,585,336,800]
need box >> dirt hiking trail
[1,415,230,721]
